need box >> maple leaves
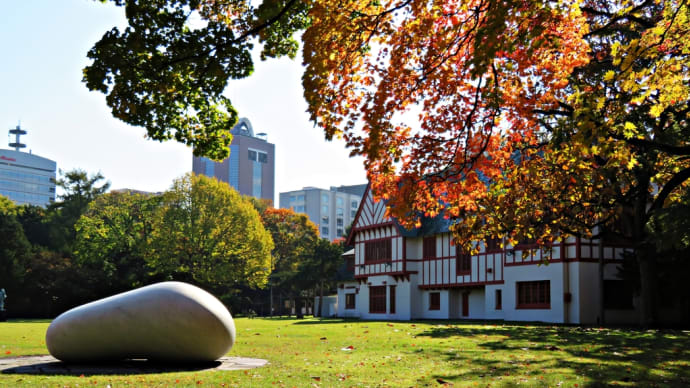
[303,0,690,256]
[303,0,591,246]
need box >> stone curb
[0,355,268,375]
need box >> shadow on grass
[1,357,222,376]
[413,322,690,387]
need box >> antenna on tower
[9,123,27,151]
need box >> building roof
[346,183,452,245]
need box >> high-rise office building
[279,184,367,241]
[192,118,275,203]
[0,125,56,207]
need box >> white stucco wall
[337,282,361,318]
[501,262,566,323]
[484,285,506,320]
[419,290,449,319]
[468,289,486,318]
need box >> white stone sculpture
[46,282,235,363]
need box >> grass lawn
[1,318,689,387]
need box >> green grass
[1,318,689,387]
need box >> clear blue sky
[0,1,366,204]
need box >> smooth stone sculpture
[46,282,235,363]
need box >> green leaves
[86,0,309,159]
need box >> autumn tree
[148,173,273,300]
[260,207,319,315]
[86,0,689,325]
[303,0,689,326]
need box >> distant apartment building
[192,118,275,203]
[0,125,56,207]
[279,184,367,241]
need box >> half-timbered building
[337,185,640,324]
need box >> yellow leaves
[604,70,616,82]
[649,104,664,118]
[622,122,637,139]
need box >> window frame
[364,238,392,264]
[423,236,436,259]
[345,293,356,310]
[516,280,551,309]
[429,292,441,311]
[456,249,471,275]
[369,286,386,314]
[389,286,396,314]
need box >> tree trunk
[633,171,657,327]
[637,247,658,327]
[598,226,605,326]
[318,281,324,318]
[296,296,304,319]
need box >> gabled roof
[346,183,452,245]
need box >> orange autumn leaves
[302,0,590,246]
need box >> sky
[0,1,367,205]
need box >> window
[516,280,550,309]
[249,150,267,163]
[337,197,344,206]
[336,207,344,216]
[322,205,329,214]
[495,289,502,310]
[364,239,392,263]
[352,200,358,208]
[297,195,304,201]
[258,152,267,164]
[290,195,296,202]
[369,286,386,313]
[294,205,305,213]
[322,193,329,203]
[456,249,471,274]
[322,215,329,223]
[429,292,440,310]
[252,158,262,198]
[337,228,344,237]
[345,293,356,309]
[337,218,343,227]
[321,226,329,236]
[345,257,355,272]
[423,236,436,259]
[351,210,357,218]
[604,280,634,310]
[389,286,396,314]
[485,238,501,253]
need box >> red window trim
[423,236,437,259]
[365,239,392,264]
[516,280,551,309]
[485,238,502,253]
[345,293,356,310]
[369,286,386,314]
[429,292,440,311]
[389,285,396,314]
[456,249,471,275]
